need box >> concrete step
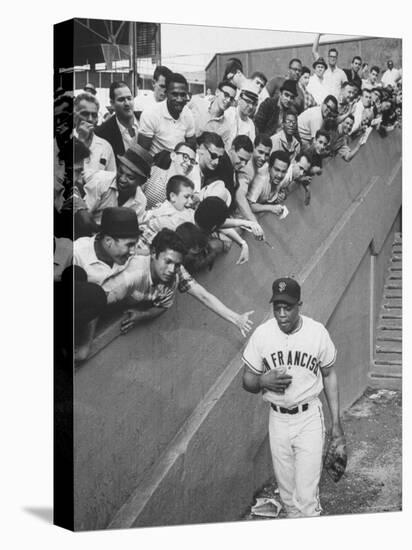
[377,319,402,330]
[374,358,402,367]
[388,266,402,272]
[368,374,402,390]
[370,362,402,376]
[387,274,402,281]
[385,281,402,289]
[383,290,402,299]
[391,255,402,262]
[382,299,402,308]
[376,332,402,343]
[381,310,402,319]
[376,341,402,354]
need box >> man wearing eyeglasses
[188,80,237,149]
[255,80,298,138]
[298,95,338,147]
[74,92,116,173]
[143,141,198,209]
[312,34,347,100]
[225,81,259,147]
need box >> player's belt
[271,403,309,414]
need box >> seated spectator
[362,65,382,90]
[143,141,197,209]
[307,57,328,105]
[223,57,248,91]
[225,81,259,146]
[329,115,369,161]
[337,81,359,123]
[82,143,152,224]
[303,129,330,176]
[264,58,305,114]
[188,80,237,148]
[54,94,73,213]
[381,60,401,89]
[235,134,272,227]
[281,152,313,205]
[351,88,373,135]
[95,81,139,159]
[175,222,218,274]
[255,79,298,137]
[138,72,196,155]
[134,65,172,114]
[101,228,254,336]
[139,175,195,248]
[247,150,290,215]
[298,66,317,111]
[74,92,116,172]
[343,56,363,90]
[298,95,338,147]
[271,110,301,161]
[250,71,268,97]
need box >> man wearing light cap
[81,142,152,224]
[242,277,345,518]
[225,80,259,146]
[255,79,298,138]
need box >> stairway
[369,233,402,389]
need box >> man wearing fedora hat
[83,82,97,96]
[255,80,298,138]
[263,58,305,114]
[307,57,329,105]
[312,34,348,100]
[82,142,152,224]
[74,206,141,288]
[242,277,345,517]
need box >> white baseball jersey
[243,315,336,409]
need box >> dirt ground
[244,387,402,520]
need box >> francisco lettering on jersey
[267,350,321,375]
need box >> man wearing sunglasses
[298,95,338,147]
[188,80,237,149]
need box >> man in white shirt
[74,92,116,173]
[82,142,153,224]
[307,57,328,105]
[351,88,373,135]
[298,95,338,146]
[134,65,173,114]
[312,34,347,100]
[139,72,196,156]
[381,60,401,89]
[95,81,139,159]
[225,80,259,146]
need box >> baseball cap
[240,80,260,103]
[270,277,301,305]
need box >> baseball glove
[324,435,347,482]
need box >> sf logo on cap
[279,282,287,292]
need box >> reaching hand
[120,309,139,334]
[240,220,264,240]
[236,242,249,265]
[271,205,284,216]
[235,310,254,337]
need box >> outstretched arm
[312,33,321,61]
[187,281,254,336]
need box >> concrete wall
[74,130,401,530]
[206,37,402,91]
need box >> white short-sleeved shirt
[83,170,147,224]
[298,106,323,146]
[225,107,256,148]
[139,101,195,156]
[306,75,328,105]
[80,133,116,173]
[242,315,336,408]
[323,67,347,100]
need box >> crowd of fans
[54,33,402,362]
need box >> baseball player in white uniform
[242,277,345,518]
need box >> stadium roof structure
[54,18,161,70]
